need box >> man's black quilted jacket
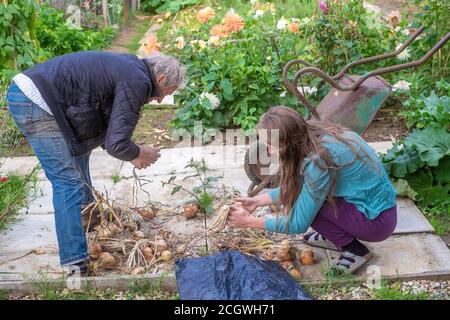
[23,50,157,161]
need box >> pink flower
[319,0,328,15]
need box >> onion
[302,248,314,258]
[176,244,186,255]
[97,252,116,269]
[277,247,296,262]
[131,267,145,275]
[143,247,153,260]
[282,261,294,270]
[139,208,155,219]
[88,243,102,259]
[300,255,314,265]
[184,204,198,219]
[299,248,314,265]
[263,249,274,260]
[153,239,168,252]
[127,221,138,232]
[160,250,173,262]
[289,268,302,280]
[132,231,145,240]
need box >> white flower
[200,92,220,110]
[253,10,264,19]
[208,36,221,46]
[250,0,257,5]
[396,44,411,61]
[175,36,185,49]
[297,86,317,95]
[394,26,401,32]
[393,80,411,91]
[300,17,311,25]
[277,17,288,30]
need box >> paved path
[1,141,450,292]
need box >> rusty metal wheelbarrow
[245,26,450,196]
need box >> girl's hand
[228,205,264,229]
[234,197,259,214]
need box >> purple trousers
[311,198,397,248]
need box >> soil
[373,0,412,14]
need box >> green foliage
[142,0,200,14]
[374,281,430,300]
[171,8,313,133]
[404,126,450,167]
[308,0,396,75]
[0,167,38,230]
[161,159,222,215]
[408,0,450,85]
[35,5,115,57]
[401,80,450,129]
[382,127,449,208]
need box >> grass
[8,272,179,300]
[0,167,39,230]
[111,173,122,184]
[420,202,450,236]
[373,281,431,300]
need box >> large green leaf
[407,167,450,207]
[382,143,424,177]
[432,156,450,185]
[404,127,450,167]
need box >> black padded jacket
[23,50,158,161]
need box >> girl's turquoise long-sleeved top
[265,131,397,234]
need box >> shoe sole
[335,253,374,275]
[301,238,341,251]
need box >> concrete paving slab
[326,233,450,280]
[118,145,247,178]
[394,198,434,234]
[0,156,41,176]
[0,215,57,254]
[0,253,62,281]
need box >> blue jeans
[6,82,93,266]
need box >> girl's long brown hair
[257,106,375,229]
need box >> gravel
[308,280,450,300]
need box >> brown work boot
[81,202,101,232]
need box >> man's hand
[130,145,161,169]
[228,205,265,229]
[234,197,259,214]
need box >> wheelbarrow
[244,26,450,196]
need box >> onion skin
[176,245,186,255]
[132,231,145,240]
[300,255,314,265]
[98,252,116,269]
[139,208,155,219]
[160,250,173,262]
[88,243,102,259]
[131,267,145,275]
[289,269,302,280]
[184,204,198,219]
[299,248,314,265]
[277,247,296,262]
[143,247,153,260]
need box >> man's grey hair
[143,53,185,89]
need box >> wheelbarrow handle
[282,59,321,120]
[331,26,426,80]
[284,29,449,119]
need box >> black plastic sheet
[175,250,311,300]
